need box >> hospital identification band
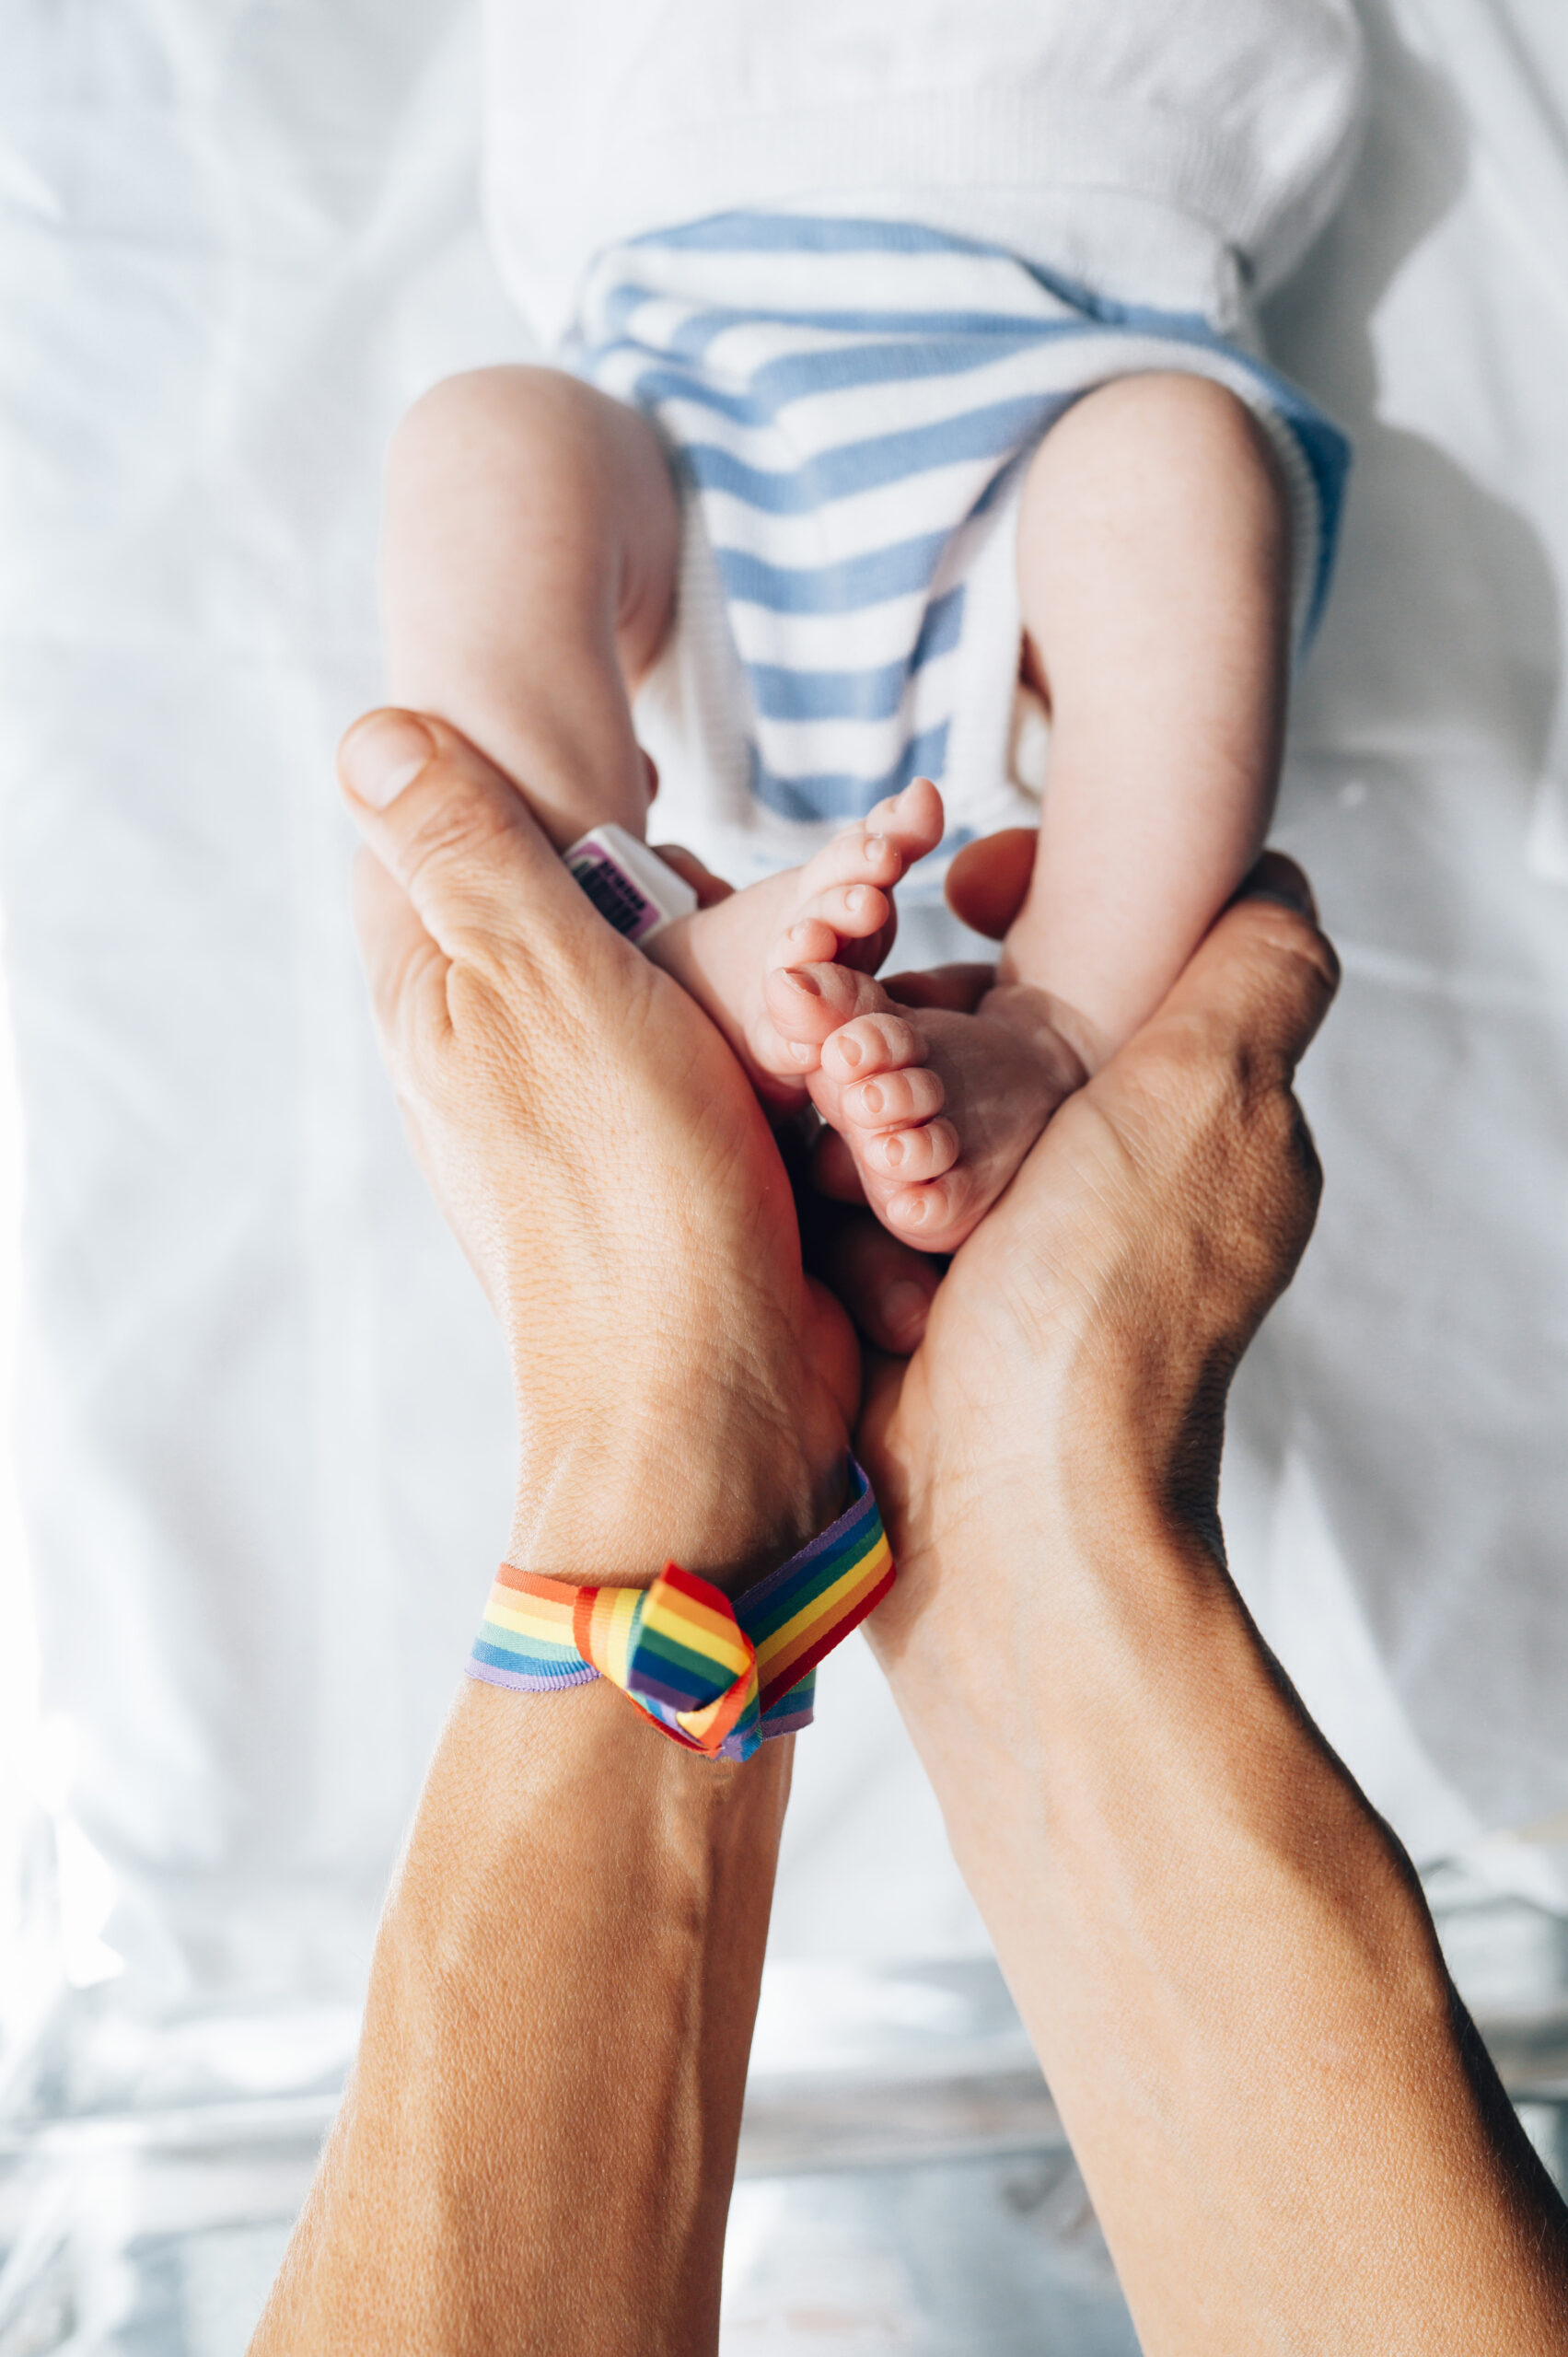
[465,1459,892,1761]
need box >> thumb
[943,827,1038,941]
[337,709,606,982]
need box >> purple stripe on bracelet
[467,1649,599,1693]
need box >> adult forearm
[250,1384,830,2357]
[876,1429,1568,2354]
[253,1677,787,2356]
[297,707,867,2352]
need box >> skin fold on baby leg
[767,372,1295,1252]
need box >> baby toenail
[862,1083,884,1116]
[786,968,821,997]
[837,1036,863,1068]
[884,1134,904,1167]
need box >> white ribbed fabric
[484,0,1368,346]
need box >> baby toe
[864,1117,959,1183]
[775,915,846,970]
[843,1065,946,1132]
[763,959,891,1045]
[881,1160,988,1252]
[884,1184,958,1244]
[796,824,903,899]
[798,880,892,944]
[884,775,945,858]
[820,1009,925,1080]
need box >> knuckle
[1273,923,1341,1003]
[396,783,503,889]
[1126,1028,1322,1306]
[1240,904,1342,1007]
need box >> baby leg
[382,365,677,851]
[382,369,940,1098]
[770,374,1293,1249]
[1003,371,1293,1071]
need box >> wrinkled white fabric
[1,0,1567,2058]
[484,0,1367,343]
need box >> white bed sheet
[1,0,1567,2069]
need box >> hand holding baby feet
[765,961,1086,1253]
[646,777,945,1108]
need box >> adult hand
[338,709,857,1584]
[860,857,1334,1574]
[852,871,1568,2355]
[254,713,858,2357]
[822,841,1320,1363]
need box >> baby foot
[763,963,1086,1252]
[647,778,945,1108]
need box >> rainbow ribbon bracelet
[466,1458,893,1760]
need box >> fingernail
[786,968,821,998]
[881,1280,929,1345]
[1249,885,1314,915]
[1239,857,1317,921]
[339,712,437,808]
[836,1034,863,1069]
[865,833,888,861]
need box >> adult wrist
[873,1358,1227,1735]
[508,1385,848,1594]
[484,1457,890,1760]
[959,1312,1230,1567]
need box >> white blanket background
[1,0,1566,2069]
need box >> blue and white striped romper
[573,212,1348,894]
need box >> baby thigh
[380,366,680,848]
[1010,373,1293,1063]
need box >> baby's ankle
[994,939,1112,1077]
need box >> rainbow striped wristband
[466,1458,893,1761]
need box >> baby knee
[387,365,587,497]
[1022,368,1289,570]
[1060,372,1283,498]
